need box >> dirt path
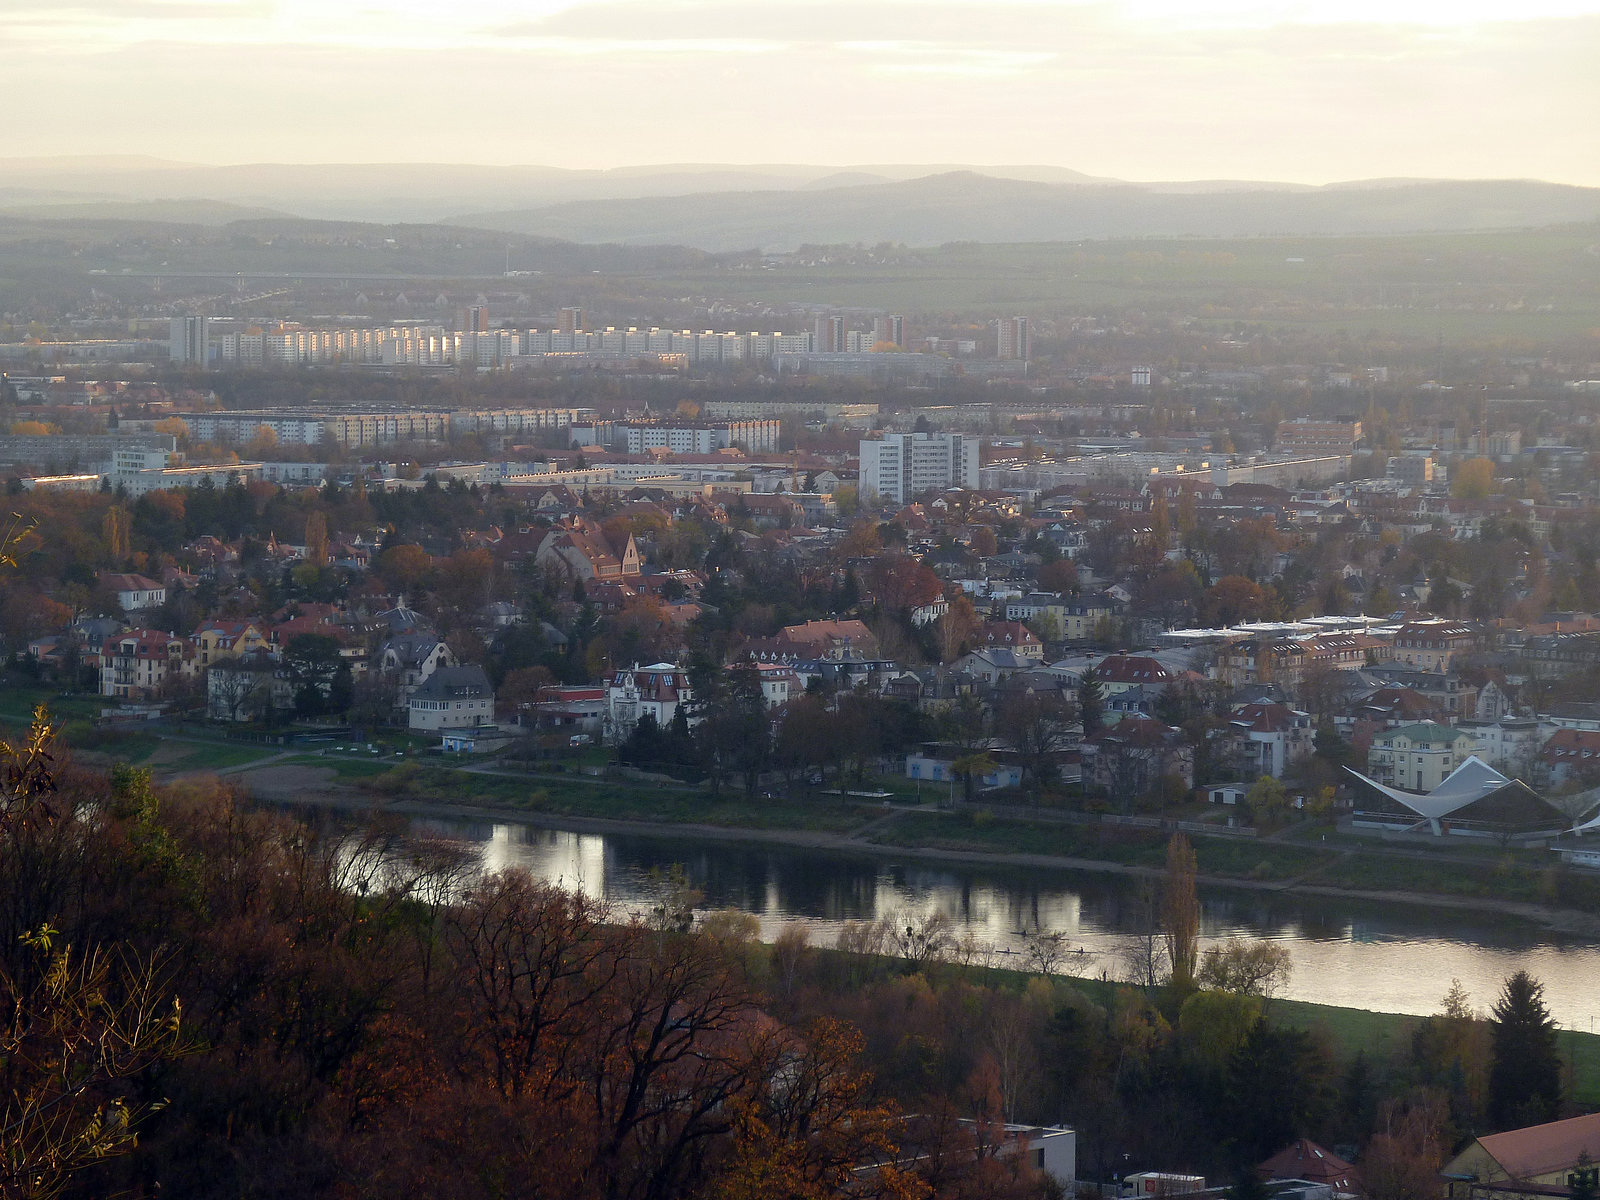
[228,765,1600,939]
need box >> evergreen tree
[1570,1152,1598,1200]
[1078,666,1105,734]
[1489,970,1561,1129]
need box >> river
[408,816,1600,1032]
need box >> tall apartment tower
[814,314,847,353]
[996,316,1030,361]
[462,304,489,333]
[858,431,981,505]
[558,307,586,335]
[872,315,905,349]
[169,316,210,364]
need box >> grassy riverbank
[819,950,1600,1107]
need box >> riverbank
[236,760,1600,940]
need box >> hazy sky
[6,0,1599,184]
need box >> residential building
[859,432,981,505]
[1367,722,1478,792]
[872,315,905,349]
[1257,1140,1358,1195]
[1441,1112,1600,1200]
[1081,716,1194,797]
[975,622,1044,660]
[775,619,879,661]
[535,518,641,583]
[1541,728,1600,786]
[408,665,496,732]
[206,650,291,722]
[1458,717,1543,775]
[1275,419,1363,457]
[99,572,166,613]
[752,662,800,708]
[605,663,695,741]
[618,420,781,455]
[996,316,1031,361]
[1094,654,1177,697]
[1389,620,1477,671]
[1222,702,1314,779]
[100,629,189,700]
[170,315,210,364]
[191,620,267,667]
[378,634,458,705]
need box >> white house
[379,634,457,706]
[753,662,800,708]
[408,665,495,732]
[99,572,167,613]
[605,663,695,741]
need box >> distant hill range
[2,158,1596,250]
[453,173,1600,252]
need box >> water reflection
[408,818,1600,1032]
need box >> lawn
[866,809,1327,881]
[148,740,279,773]
[302,759,879,834]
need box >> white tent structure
[1564,786,1600,835]
[1347,755,1559,837]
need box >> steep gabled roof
[1474,1112,1600,1182]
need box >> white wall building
[859,432,981,504]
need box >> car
[569,734,592,747]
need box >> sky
[4,0,1599,185]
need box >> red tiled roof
[1476,1113,1600,1181]
[1257,1139,1357,1187]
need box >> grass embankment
[865,807,1600,909]
[0,686,278,773]
[314,759,874,835]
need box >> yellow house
[1443,1112,1600,1200]
[1367,722,1477,793]
[191,620,267,668]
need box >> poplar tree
[1162,833,1200,992]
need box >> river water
[408,816,1600,1033]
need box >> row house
[1388,620,1477,672]
[1213,632,1372,692]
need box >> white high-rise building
[170,316,210,364]
[858,432,981,505]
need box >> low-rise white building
[408,665,496,732]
